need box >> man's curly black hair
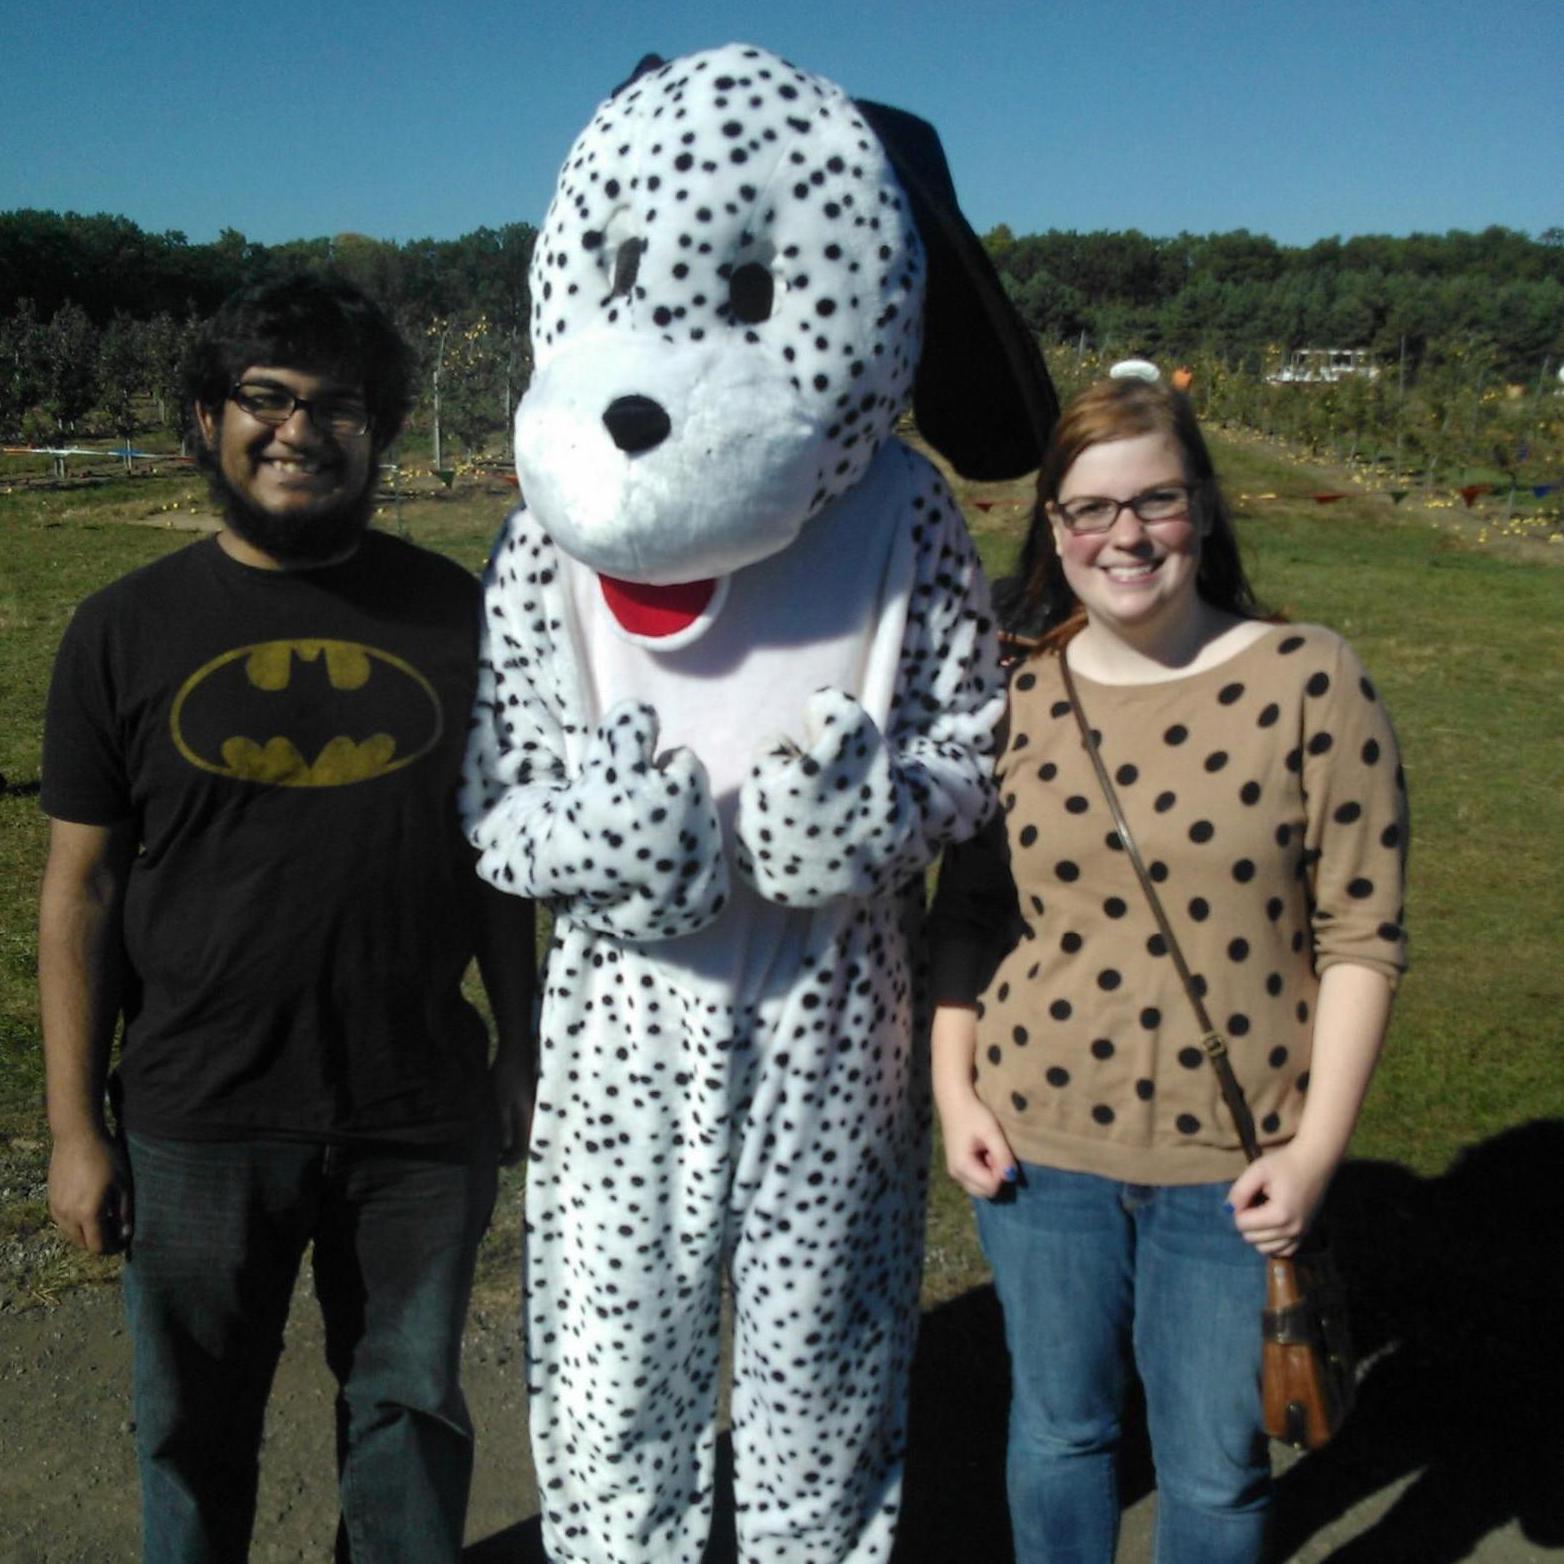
[184,273,413,458]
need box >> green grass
[2,438,1560,1305]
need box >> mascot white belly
[462,42,1055,1564]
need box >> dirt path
[1,1273,1556,1563]
[0,1277,534,1564]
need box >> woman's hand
[930,1001,1017,1199]
[1229,963,1397,1256]
[934,1076,1018,1199]
[1226,1141,1336,1256]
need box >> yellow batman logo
[171,639,443,786]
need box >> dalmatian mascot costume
[463,44,1054,1564]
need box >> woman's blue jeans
[975,1163,1271,1564]
[122,1131,497,1564]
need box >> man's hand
[491,1047,537,1166]
[39,817,134,1255]
[48,1127,131,1254]
[471,877,538,1167]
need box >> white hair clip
[1108,358,1161,383]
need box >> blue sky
[3,0,1558,248]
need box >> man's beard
[208,466,375,566]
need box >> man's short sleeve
[41,597,133,826]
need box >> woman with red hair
[929,373,1407,1563]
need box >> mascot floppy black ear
[856,100,1057,482]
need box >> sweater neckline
[1060,623,1289,693]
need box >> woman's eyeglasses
[1050,483,1195,534]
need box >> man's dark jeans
[122,1130,498,1563]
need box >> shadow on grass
[1271,1117,1564,1562]
[464,1119,1563,1563]
[897,1120,1564,1562]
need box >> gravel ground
[0,1269,1557,1563]
[0,1277,535,1564]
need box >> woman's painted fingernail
[1003,1165,1019,1183]
[1222,1200,1235,1212]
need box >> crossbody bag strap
[1057,652,1263,1164]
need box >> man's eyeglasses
[229,382,371,438]
[1050,482,1196,534]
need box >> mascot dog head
[518,42,1054,645]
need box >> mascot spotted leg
[463,44,1056,1564]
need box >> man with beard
[38,274,534,1563]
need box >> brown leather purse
[1060,653,1355,1450]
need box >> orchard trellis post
[430,320,451,476]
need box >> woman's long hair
[992,378,1267,650]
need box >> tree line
[985,224,1563,382]
[0,212,536,452]
[1,209,1560,450]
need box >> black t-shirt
[42,531,492,1142]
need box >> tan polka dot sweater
[928,624,1408,1184]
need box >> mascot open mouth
[598,572,728,649]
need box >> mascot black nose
[602,395,671,454]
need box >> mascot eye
[610,238,646,299]
[729,262,775,324]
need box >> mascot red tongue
[597,572,715,639]
[460,39,1055,1564]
